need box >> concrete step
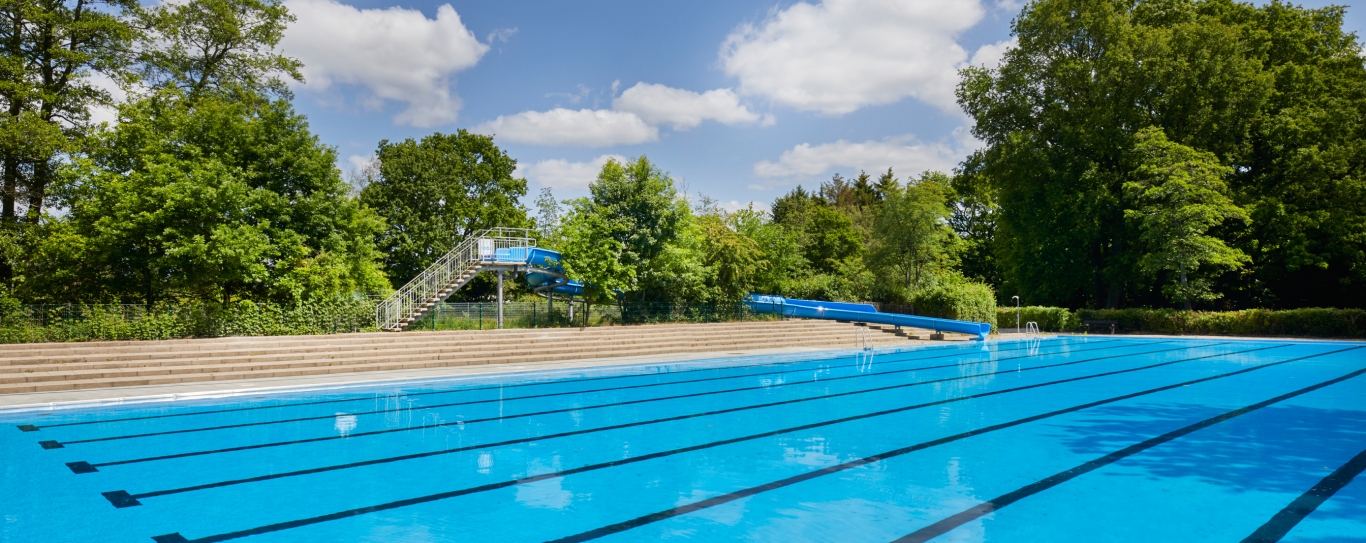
[0,328,890,376]
[0,329,916,393]
[0,322,857,363]
[0,319,848,355]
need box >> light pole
[1012,295,1020,334]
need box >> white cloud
[516,155,627,191]
[474,109,657,147]
[281,0,488,127]
[968,37,1017,70]
[86,72,129,126]
[720,0,985,114]
[753,130,977,179]
[612,83,762,130]
[487,27,518,43]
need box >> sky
[275,0,1366,211]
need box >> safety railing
[375,228,536,331]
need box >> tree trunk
[1180,264,1191,311]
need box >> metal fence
[0,300,784,342]
[401,301,782,331]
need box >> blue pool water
[2,336,1365,542]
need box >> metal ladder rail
[376,228,535,331]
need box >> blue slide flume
[744,294,993,341]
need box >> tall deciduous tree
[1125,127,1248,308]
[871,171,958,298]
[137,0,302,102]
[35,95,388,303]
[360,130,529,291]
[0,0,138,227]
[587,156,690,301]
[559,197,633,321]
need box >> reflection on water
[334,412,357,436]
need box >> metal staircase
[376,228,536,331]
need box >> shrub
[912,281,998,328]
[996,306,1077,332]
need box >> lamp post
[1012,295,1020,334]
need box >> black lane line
[52,339,1140,447]
[142,345,1291,542]
[20,337,1090,432]
[549,345,1362,543]
[891,345,1366,543]
[81,341,1198,466]
[107,342,1226,502]
[1240,446,1366,543]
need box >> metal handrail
[375,228,536,331]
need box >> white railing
[375,227,536,331]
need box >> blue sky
[277,0,1366,210]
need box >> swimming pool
[2,336,1364,542]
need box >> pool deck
[0,345,863,412]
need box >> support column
[496,270,505,329]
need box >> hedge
[910,281,998,329]
[994,306,1365,338]
[0,299,378,344]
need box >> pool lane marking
[46,340,1160,449]
[74,341,1199,466]
[17,337,1093,432]
[137,345,1291,542]
[888,345,1366,543]
[99,343,1232,503]
[546,345,1363,543]
[1240,446,1366,543]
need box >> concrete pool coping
[0,345,882,412]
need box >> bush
[996,306,1077,331]
[911,281,998,328]
[0,299,378,343]
[1074,308,1366,337]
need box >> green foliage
[1125,126,1249,307]
[137,0,303,101]
[360,130,529,292]
[559,198,635,306]
[1073,307,1366,338]
[26,92,388,304]
[910,276,998,327]
[0,299,377,343]
[995,306,1078,332]
[959,0,1366,309]
[870,171,960,299]
[588,157,691,301]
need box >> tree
[360,130,529,291]
[533,187,561,247]
[870,171,959,299]
[1125,127,1248,308]
[558,198,634,323]
[958,0,1275,307]
[137,0,303,102]
[587,156,689,301]
[1,0,139,227]
[33,93,388,303]
[731,206,804,296]
[697,211,763,302]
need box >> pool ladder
[1025,321,1041,337]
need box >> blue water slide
[519,247,586,298]
[745,294,993,341]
